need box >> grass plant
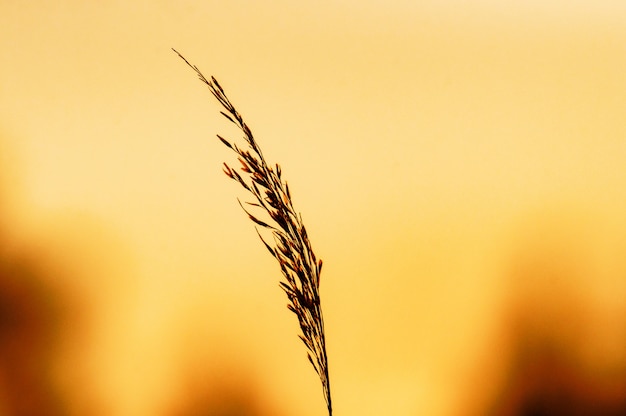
[174,49,332,416]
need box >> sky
[1,1,625,416]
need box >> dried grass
[174,49,332,416]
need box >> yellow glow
[1,2,625,415]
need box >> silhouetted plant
[174,49,332,416]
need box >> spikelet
[174,49,332,416]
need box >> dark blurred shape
[0,244,68,415]
[169,365,285,416]
[486,215,626,416]
[487,332,626,416]
[0,137,68,415]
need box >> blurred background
[1,1,625,415]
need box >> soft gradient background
[1,1,625,415]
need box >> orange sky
[1,2,625,415]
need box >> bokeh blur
[1,1,625,415]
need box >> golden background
[1,1,625,415]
